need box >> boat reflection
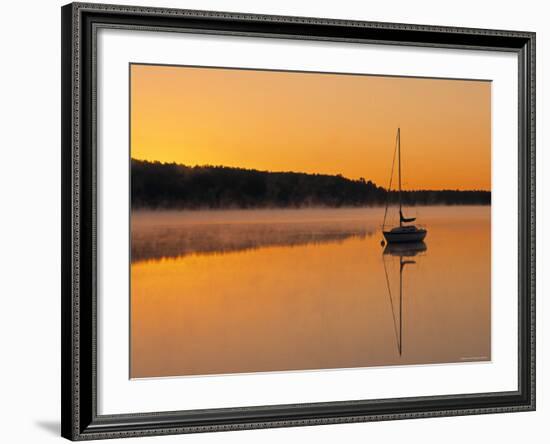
[382,241,427,356]
[383,241,427,257]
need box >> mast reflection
[382,241,427,356]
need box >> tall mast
[398,127,402,227]
[399,257,403,356]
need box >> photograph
[0,0,542,441]
[56,1,537,440]
[129,63,492,379]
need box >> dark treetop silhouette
[131,159,490,209]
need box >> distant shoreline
[131,158,491,210]
[132,203,491,212]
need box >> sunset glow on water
[130,206,490,378]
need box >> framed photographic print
[61,2,536,440]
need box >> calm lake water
[130,206,491,378]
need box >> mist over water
[131,208,379,262]
[130,206,491,378]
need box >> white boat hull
[383,228,427,243]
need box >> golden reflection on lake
[130,206,490,378]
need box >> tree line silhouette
[131,158,490,209]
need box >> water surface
[130,206,490,378]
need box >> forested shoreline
[131,158,490,209]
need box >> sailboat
[382,128,427,244]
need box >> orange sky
[130,64,491,191]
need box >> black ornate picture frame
[61,2,535,440]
